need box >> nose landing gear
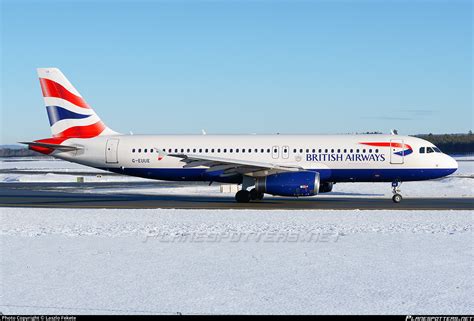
[392,181,403,203]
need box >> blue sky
[1,0,472,144]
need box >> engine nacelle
[319,182,334,193]
[255,171,320,197]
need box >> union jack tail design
[37,68,118,138]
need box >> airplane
[21,68,458,203]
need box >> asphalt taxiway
[0,182,472,210]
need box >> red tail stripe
[53,121,106,138]
[360,142,412,150]
[39,78,90,109]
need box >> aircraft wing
[168,153,303,177]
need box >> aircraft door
[390,139,404,164]
[106,138,119,163]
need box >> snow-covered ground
[0,208,472,314]
[1,156,472,198]
[0,157,145,183]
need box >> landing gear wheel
[235,190,251,203]
[391,181,403,203]
[249,188,264,201]
[392,193,402,203]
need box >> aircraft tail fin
[37,68,119,138]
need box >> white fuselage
[52,134,458,184]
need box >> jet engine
[255,171,320,197]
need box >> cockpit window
[421,146,442,154]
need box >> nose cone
[446,155,458,175]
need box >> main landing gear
[391,181,403,203]
[235,188,264,203]
[235,176,263,203]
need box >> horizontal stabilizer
[19,141,80,152]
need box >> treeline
[416,132,474,155]
[0,148,42,157]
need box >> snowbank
[0,208,472,314]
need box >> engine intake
[255,171,320,197]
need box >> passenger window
[211,149,215,153]
[283,148,288,153]
[419,147,425,154]
[375,149,379,153]
[369,149,372,153]
[144,149,147,153]
[132,149,135,153]
[356,149,359,153]
[138,149,142,153]
[299,149,303,153]
[242,149,245,153]
[325,149,328,153]
[193,149,196,153]
[175,149,178,153]
[223,149,227,153]
[318,149,322,153]
[337,149,340,153]
[248,149,251,153]
[293,149,297,153]
[150,149,154,153]
[230,149,233,153]
[362,149,366,153]
[199,149,202,153]
[343,149,347,153]
[236,149,239,153]
[331,149,334,153]
[350,149,353,153]
[267,149,270,153]
[312,149,315,153]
